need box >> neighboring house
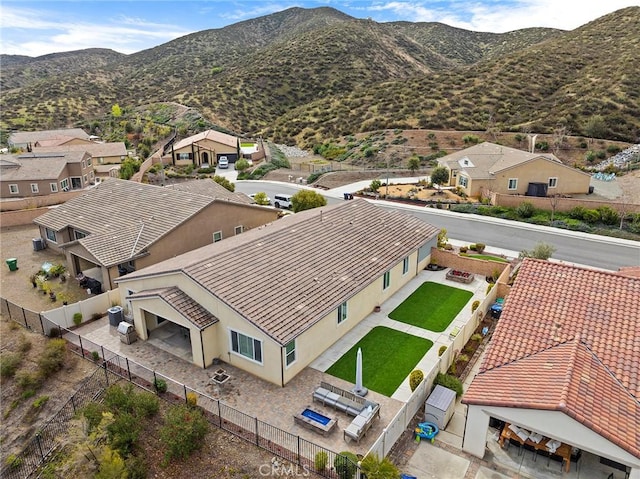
[33,178,279,290]
[115,200,440,386]
[8,128,91,150]
[437,142,591,197]
[33,142,129,181]
[169,130,239,167]
[462,259,640,476]
[0,151,93,198]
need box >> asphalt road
[234,181,640,271]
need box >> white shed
[424,385,457,429]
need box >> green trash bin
[6,258,18,271]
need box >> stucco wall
[492,158,591,196]
[491,192,640,214]
[1,191,82,212]
[431,248,510,278]
[0,208,49,227]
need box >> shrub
[5,454,22,469]
[474,243,485,253]
[438,345,447,357]
[409,370,424,392]
[486,283,494,294]
[315,451,329,471]
[360,454,400,478]
[104,384,136,413]
[519,241,557,260]
[83,402,108,431]
[334,451,359,479]
[32,395,49,409]
[186,391,198,407]
[582,209,601,224]
[456,354,470,363]
[91,351,101,362]
[160,404,209,463]
[135,391,160,418]
[471,300,480,312]
[516,202,535,219]
[38,338,67,375]
[597,206,619,225]
[585,150,597,163]
[16,371,40,390]
[0,352,22,378]
[459,246,468,253]
[434,372,463,397]
[154,378,168,394]
[108,412,140,455]
[370,179,382,192]
[471,333,483,342]
[213,175,235,192]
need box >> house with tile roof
[462,259,640,476]
[33,178,279,290]
[115,200,440,385]
[437,142,591,198]
[0,151,93,198]
[8,128,91,150]
[168,129,240,167]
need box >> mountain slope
[0,6,637,144]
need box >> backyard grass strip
[326,326,432,397]
[389,281,473,331]
[459,253,509,263]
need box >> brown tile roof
[9,128,90,145]
[463,258,640,458]
[119,200,440,345]
[438,142,581,180]
[0,156,68,181]
[33,142,127,157]
[165,179,252,204]
[34,178,249,267]
[128,287,219,329]
[172,129,238,150]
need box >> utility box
[108,306,123,326]
[33,238,45,251]
[425,385,457,429]
[117,321,137,344]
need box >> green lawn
[389,281,473,332]
[325,326,432,397]
[460,253,509,263]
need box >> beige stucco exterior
[117,245,435,385]
[453,156,591,198]
[41,202,279,290]
[173,137,238,167]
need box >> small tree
[519,241,556,260]
[359,453,400,479]
[334,451,359,479]
[430,166,449,187]
[407,155,420,174]
[291,190,327,213]
[234,158,250,172]
[160,404,209,464]
[212,175,235,192]
[370,179,382,192]
[437,228,448,248]
[251,192,270,206]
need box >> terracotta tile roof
[463,258,640,458]
[128,287,219,329]
[34,178,249,267]
[618,266,640,278]
[120,200,440,346]
[172,129,238,150]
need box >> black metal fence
[1,297,355,479]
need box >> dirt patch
[0,317,95,463]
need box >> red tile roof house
[33,178,280,291]
[462,259,640,476]
[115,200,440,383]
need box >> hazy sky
[1,1,638,57]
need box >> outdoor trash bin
[5,258,18,271]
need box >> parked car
[218,156,229,169]
[273,194,293,209]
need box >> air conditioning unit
[32,237,45,251]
